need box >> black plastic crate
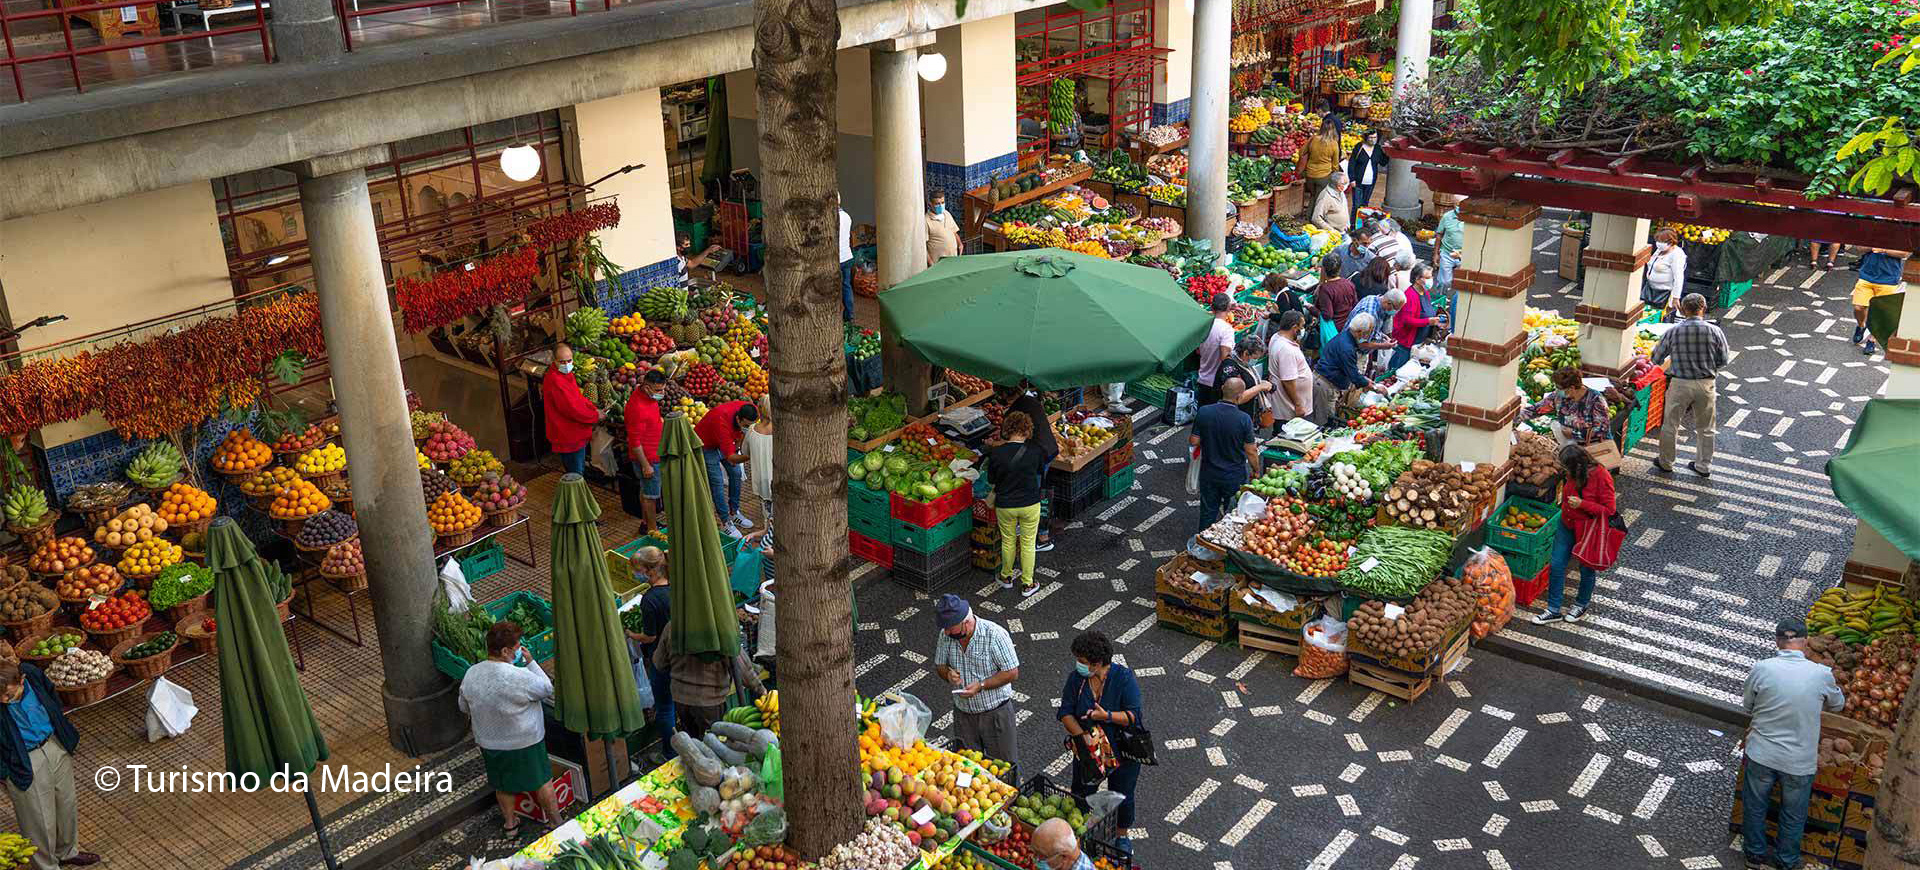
[1051,462,1106,500]
[888,534,969,591]
[1049,487,1102,521]
[1019,774,1121,848]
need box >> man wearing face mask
[541,342,601,476]
[933,594,1021,778]
[624,369,669,536]
[926,189,961,266]
[1032,819,1095,870]
[0,660,98,870]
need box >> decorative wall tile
[596,257,680,317]
[926,153,1020,207]
[1152,99,1193,126]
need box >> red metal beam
[1411,164,1920,250]
[1388,137,1920,227]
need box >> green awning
[1827,398,1920,561]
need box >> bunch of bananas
[1808,586,1915,645]
[723,702,766,729]
[753,690,781,732]
[1048,78,1076,135]
[0,833,36,869]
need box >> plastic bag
[755,579,778,660]
[1171,386,1198,426]
[144,677,197,741]
[977,811,1012,845]
[439,558,474,614]
[1462,547,1515,640]
[876,693,931,748]
[1087,790,1127,824]
[1184,445,1201,496]
[1293,616,1349,678]
[627,638,656,711]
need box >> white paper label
[1347,546,1357,557]
[1358,557,1380,573]
[120,5,137,22]
[1383,603,1406,620]
[910,805,937,826]
[882,444,895,452]
[955,772,972,789]
[1461,461,1477,473]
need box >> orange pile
[28,537,95,573]
[211,430,273,473]
[427,492,481,534]
[270,479,331,519]
[157,483,217,525]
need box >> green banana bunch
[2,485,49,528]
[1809,585,1914,644]
[126,441,184,488]
[723,704,765,728]
[1048,78,1076,135]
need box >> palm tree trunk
[752,0,864,856]
[1868,689,1920,867]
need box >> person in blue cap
[1739,617,1845,870]
[932,594,1021,779]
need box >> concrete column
[1439,198,1539,478]
[871,38,934,410]
[1151,0,1194,125]
[1187,0,1231,254]
[292,147,464,756]
[268,0,346,63]
[1382,0,1434,221]
[1572,213,1653,377]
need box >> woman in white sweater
[458,621,559,836]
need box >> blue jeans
[560,448,586,476]
[1741,757,1812,868]
[1435,250,1460,291]
[643,658,676,757]
[1197,471,1245,537]
[1546,523,1597,613]
[840,260,855,322]
[704,447,743,518]
[1350,182,1374,223]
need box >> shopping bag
[754,579,777,660]
[1293,615,1349,678]
[1573,512,1629,570]
[439,558,474,613]
[1184,445,1201,496]
[627,638,655,711]
[588,428,619,477]
[1171,386,1198,426]
[1318,315,1338,347]
[1583,439,1623,472]
[876,693,932,748]
[144,676,197,741]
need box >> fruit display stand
[1727,713,1888,870]
[961,164,1095,243]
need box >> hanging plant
[395,246,544,333]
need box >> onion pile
[1242,497,1316,559]
[1841,633,1916,729]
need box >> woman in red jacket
[541,343,601,476]
[1533,443,1616,624]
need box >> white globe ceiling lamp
[500,144,541,182]
[917,52,948,82]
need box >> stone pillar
[269,0,346,63]
[1572,213,1652,378]
[292,147,465,756]
[1843,258,1920,588]
[1439,198,1539,482]
[1151,0,1194,125]
[1187,0,1231,253]
[1382,0,1434,222]
[871,37,934,411]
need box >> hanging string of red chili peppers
[395,245,544,333]
[525,201,621,248]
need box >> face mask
[1036,859,1054,870]
[512,647,528,666]
[1656,242,1672,252]
[649,391,665,401]
[932,203,946,215]
[558,362,574,374]
[1074,662,1092,677]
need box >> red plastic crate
[890,486,971,528]
[849,530,893,568]
[1643,367,1667,431]
[1103,440,1135,475]
[1513,565,1550,607]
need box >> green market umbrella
[550,474,646,738]
[1827,398,1920,561]
[205,517,337,869]
[659,413,741,658]
[1865,293,1902,350]
[878,249,1214,389]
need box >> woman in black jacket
[1346,130,1388,225]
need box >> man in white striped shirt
[933,594,1021,778]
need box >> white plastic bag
[755,579,777,660]
[589,428,619,477]
[1171,386,1197,426]
[144,677,197,741]
[875,693,932,749]
[440,557,475,613]
[1087,790,1127,825]
[1104,382,1125,404]
[1184,444,1201,496]
[1293,615,1349,678]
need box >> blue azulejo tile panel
[45,411,257,527]
[1151,100,1192,127]
[926,153,1021,210]
[596,258,680,318]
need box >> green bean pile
[1337,526,1456,599]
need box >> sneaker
[999,576,1017,589]
[1652,460,1675,474]
[1863,340,1880,356]
[1689,462,1712,478]
[1022,583,1040,597]
[1565,605,1588,623]
[719,522,740,538]
[1531,610,1564,625]
[733,512,755,530]
[1034,539,1055,553]
[1744,860,1773,870]
[1114,836,1134,855]
[1852,325,1866,344]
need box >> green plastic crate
[451,538,505,582]
[892,510,972,554]
[1717,279,1754,309]
[1487,497,1559,558]
[849,509,893,543]
[430,591,556,680]
[1501,548,1552,583]
[849,481,890,522]
[1102,465,1136,499]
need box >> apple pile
[469,473,526,514]
[862,766,963,849]
[420,419,476,463]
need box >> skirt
[482,741,553,794]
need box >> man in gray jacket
[1738,618,1844,870]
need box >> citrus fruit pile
[212,430,273,473]
[118,539,183,577]
[295,443,347,475]
[428,492,481,534]
[270,479,331,520]
[416,448,433,470]
[608,313,648,336]
[718,342,759,384]
[1498,506,1550,532]
[28,537,94,573]
[157,483,217,525]
[27,632,84,658]
[240,466,300,499]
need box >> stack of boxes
[1484,496,1558,605]
[1728,717,1887,870]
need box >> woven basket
[174,515,214,538]
[281,517,309,538]
[248,492,280,512]
[176,614,216,655]
[483,508,520,530]
[436,526,477,550]
[11,518,57,553]
[214,464,264,484]
[117,564,162,589]
[139,475,182,502]
[55,677,111,708]
[0,637,12,663]
[163,592,211,623]
[86,620,145,651]
[15,630,81,666]
[294,532,355,555]
[321,569,367,593]
[2,611,57,642]
[80,506,117,530]
[275,592,293,622]
[302,469,345,490]
[112,632,179,680]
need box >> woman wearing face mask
[926,190,961,266]
[1643,228,1687,320]
[1057,630,1143,852]
[459,621,559,837]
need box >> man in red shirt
[694,400,758,536]
[624,369,669,536]
[541,343,600,476]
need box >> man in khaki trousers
[1650,293,1731,477]
[1,660,98,869]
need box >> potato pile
[94,503,167,548]
[1382,461,1498,531]
[1817,732,1888,786]
[1349,578,1476,658]
[0,584,58,622]
[1511,431,1561,488]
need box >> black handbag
[1109,725,1159,767]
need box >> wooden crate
[1155,599,1232,641]
[1348,614,1471,675]
[1229,586,1320,630]
[1155,554,1231,612]
[68,0,159,40]
[1236,620,1302,656]
[1347,627,1468,703]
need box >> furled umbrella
[205,516,337,869]
[658,413,741,658]
[549,473,646,738]
[1826,398,1920,561]
[878,249,1215,389]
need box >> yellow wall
[925,15,1018,166]
[1154,0,1192,108]
[570,89,677,270]
[0,182,234,446]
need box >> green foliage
[1836,11,1920,194]
[1459,0,1791,94]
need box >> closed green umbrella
[1827,398,1920,561]
[878,249,1214,389]
[205,516,336,868]
[659,413,740,658]
[550,474,646,738]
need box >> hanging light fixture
[500,144,541,182]
[916,52,948,82]
[265,255,291,266]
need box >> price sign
[1461,461,1477,473]
[86,594,108,610]
[955,771,972,789]
[1383,603,1406,620]
[910,805,938,826]
[1357,557,1379,573]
